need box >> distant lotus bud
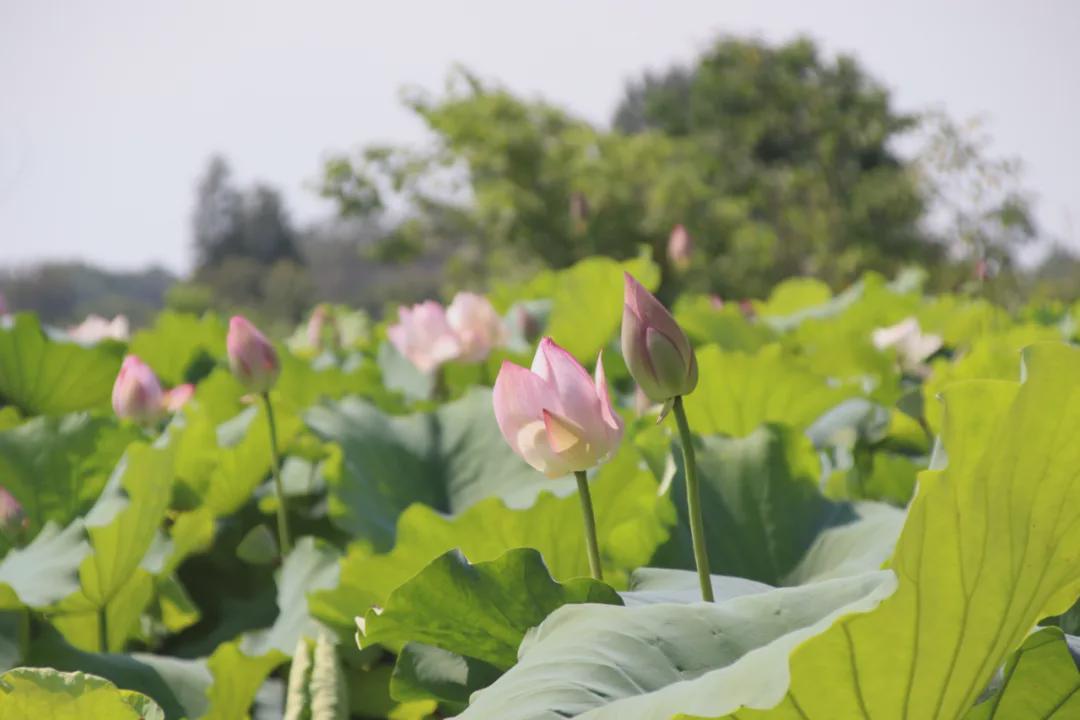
[667,224,693,270]
[621,273,698,403]
[112,355,165,424]
[493,338,623,478]
[709,295,725,310]
[738,300,756,319]
[0,487,26,537]
[446,292,505,362]
[227,316,280,393]
[163,383,195,412]
[387,301,461,373]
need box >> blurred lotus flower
[493,338,623,478]
[387,301,462,374]
[68,314,130,343]
[872,317,942,371]
[621,273,698,403]
[708,294,725,310]
[667,224,693,270]
[446,292,506,363]
[163,383,195,412]
[738,299,756,319]
[112,355,165,424]
[306,304,340,351]
[228,316,280,394]
[0,487,26,536]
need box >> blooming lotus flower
[112,355,165,424]
[872,317,942,371]
[621,273,698,403]
[387,301,462,374]
[227,316,281,394]
[493,338,623,478]
[667,224,693,270]
[163,383,195,412]
[68,314,130,343]
[446,292,506,363]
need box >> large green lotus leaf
[916,295,1003,350]
[662,425,854,585]
[0,667,163,719]
[309,443,671,633]
[691,342,1080,719]
[391,643,501,714]
[673,296,774,352]
[0,520,89,609]
[757,277,833,317]
[51,569,154,652]
[923,323,1059,432]
[489,252,658,362]
[306,388,576,550]
[0,313,124,416]
[170,396,302,517]
[784,502,905,585]
[78,443,174,609]
[128,311,227,386]
[684,345,858,437]
[0,413,140,534]
[276,351,398,413]
[0,407,22,431]
[964,627,1080,719]
[359,548,621,669]
[457,571,896,719]
[621,568,772,606]
[25,628,212,720]
[202,642,286,720]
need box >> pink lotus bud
[163,383,195,412]
[667,224,693,270]
[0,487,26,536]
[493,338,623,478]
[738,299,756,319]
[446,292,506,363]
[621,273,698,403]
[387,301,462,374]
[227,316,280,394]
[709,294,725,310]
[112,355,165,424]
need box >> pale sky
[1,0,1077,273]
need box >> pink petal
[493,361,552,455]
[531,338,602,432]
[593,351,623,437]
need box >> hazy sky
[1,0,1077,273]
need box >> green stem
[98,604,109,653]
[574,471,603,581]
[672,396,714,602]
[262,392,292,557]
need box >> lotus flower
[446,292,506,363]
[387,301,462,374]
[112,355,165,424]
[872,317,942,371]
[667,224,693,270]
[163,383,195,412]
[493,338,623,478]
[228,316,280,394]
[68,314,130,343]
[621,273,698,403]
